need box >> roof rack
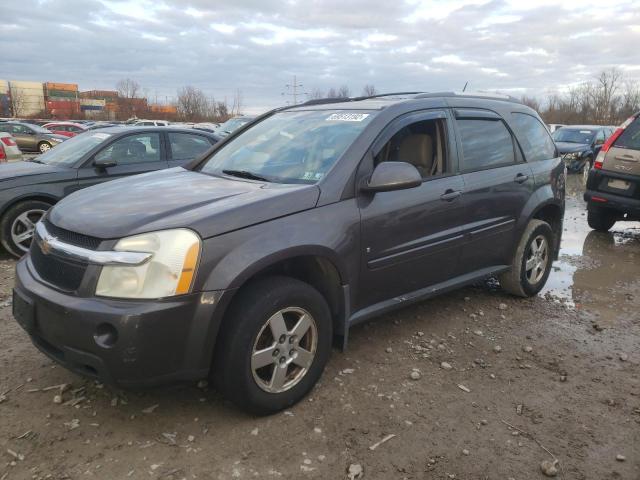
[298,91,426,107]
[414,91,521,103]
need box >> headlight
[50,137,63,143]
[96,229,201,299]
[563,152,578,160]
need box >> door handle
[514,173,529,184]
[440,189,462,201]
[615,155,638,162]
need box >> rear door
[454,109,534,273]
[166,131,215,167]
[604,117,640,176]
[357,110,466,309]
[76,132,168,189]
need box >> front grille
[43,218,102,250]
[30,237,88,292]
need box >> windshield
[552,128,595,144]
[35,132,112,166]
[200,110,376,184]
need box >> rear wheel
[213,276,332,415]
[0,200,51,257]
[38,142,52,153]
[587,207,616,232]
[499,219,554,297]
[581,156,592,186]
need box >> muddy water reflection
[541,175,640,322]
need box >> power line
[281,75,307,106]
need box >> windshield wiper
[222,169,270,182]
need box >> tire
[587,208,616,232]
[0,200,51,258]
[499,220,554,297]
[213,276,332,415]
[581,156,592,187]
[38,142,52,153]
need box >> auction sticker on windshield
[326,113,370,122]
[92,133,111,139]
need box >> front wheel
[587,208,616,232]
[499,220,554,297]
[0,200,51,257]
[213,276,332,415]
[38,142,52,153]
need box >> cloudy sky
[2,0,639,113]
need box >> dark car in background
[552,125,613,176]
[12,92,564,414]
[0,122,67,153]
[0,126,217,256]
[584,112,640,231]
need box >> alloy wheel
[525,234,549,284]
[11,209,46,252]
[39,143,51,153]
[251,307,318,393]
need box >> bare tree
[231,89,243,116]
[326,87,338,98]
[520,95,540,112]
[115,78,140,99]
[9,87,26,117]
[337,85,351,98]
[308,88,324,100]
[362,84,377,96]
[176,86,210,122]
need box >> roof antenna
[462,81,469,92]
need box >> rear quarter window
[510,113,557,161]
[614,117,640,151]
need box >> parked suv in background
[552,125,613,176]
[584,112,640,231]
[13,92,565,414]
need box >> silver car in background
[0,132,22,162]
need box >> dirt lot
[0,175,638,480]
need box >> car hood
[555,142,590,154]
[49,168,321,239]
[0,160,69,183]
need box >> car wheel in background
[587,207,616,232]
[38,142,52,153]
[0,200,51,257]
[499,219,554,297]
[213,276,332,415]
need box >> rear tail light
[0,137,17,147]
[595,114,637,169]
[0,144,6,163]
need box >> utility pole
[282,75,307,105]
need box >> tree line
[521,69,640,126]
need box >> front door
[357,110,466,310]
[76,132,168,190]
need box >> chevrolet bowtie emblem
[40,236,53,255]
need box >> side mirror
[361,161,422,193]
[93,156,117,169]
[594,138,604,146]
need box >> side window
[510,113,556,162]
[94,133,161,165]
[168,133,213,161]
[457,119,515,170]
[595,129,605,145]
[374,118,448,178]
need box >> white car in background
[0,132,23,162]
[547,123,565,133]
[133,120,170,127]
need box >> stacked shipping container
[8,80,45,116]
[44,82,79,117]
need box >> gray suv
[13,92,565,414]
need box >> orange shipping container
[45,82,78,92]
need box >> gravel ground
[0,175,638,480]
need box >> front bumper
[13,256,229,388]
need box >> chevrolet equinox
[13,92,565,414]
